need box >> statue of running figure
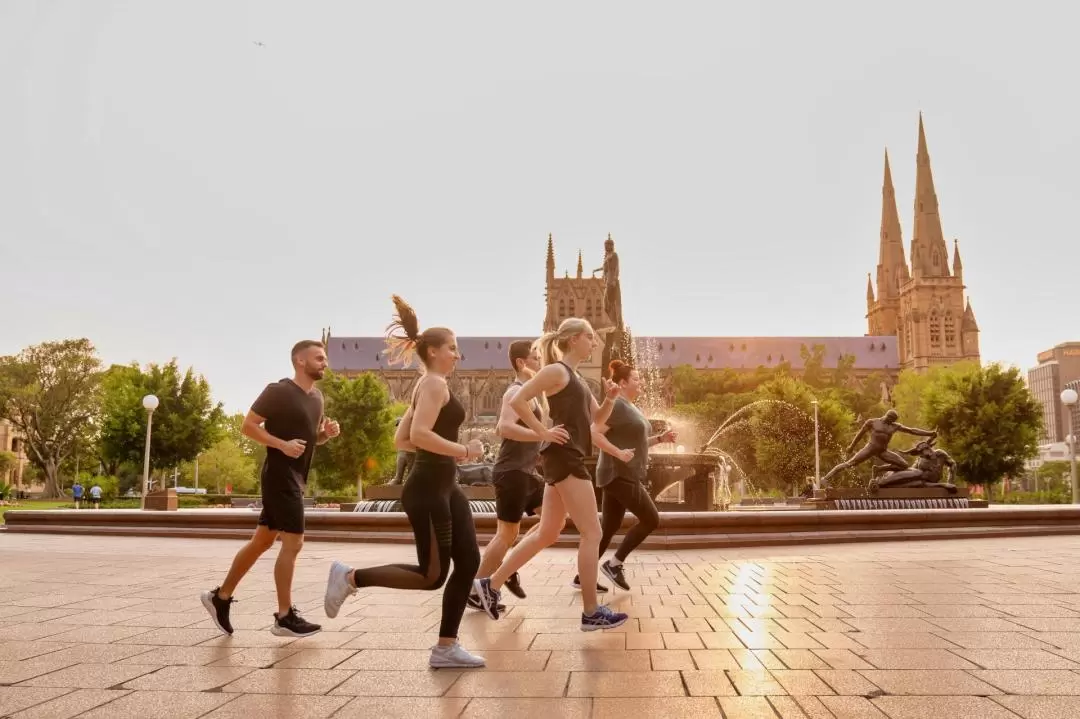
[819,409,936,488]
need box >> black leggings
[598,475,660,562]
[353,455,480,639]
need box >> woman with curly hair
[322,296,486,669]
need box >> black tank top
[494,380,543,472]
[544,361,593,456]
[414,379,466,459]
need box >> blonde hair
[384,295,454,368]
[534,317,593,368]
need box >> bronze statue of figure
[869,437,958,493]
[594,236,623,330]
[819,409,936,488]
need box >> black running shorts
[494,470,545,523]
[540,446,591,485]
[258,481,305,535]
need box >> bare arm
[896,423,937,438]
[409,379,471,459]
[497,384,544,442]
[510,365,568,439]
[590,420,633,462]
[847,420,871,450]
[241,410,287,452]
[395,409,415,451]
[589,378,618,426]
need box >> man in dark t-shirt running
[201,340,340,638]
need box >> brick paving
[2,533,1080,717]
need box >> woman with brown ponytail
[473,317,630,631]
[591,359,676,590]
[322,296,487,669]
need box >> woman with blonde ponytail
[474,317,630,631]
[323,296,487,669]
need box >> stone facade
[0,418,31,490]
[865,115,981,370]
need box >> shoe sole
[200,591,232,636]
[270,623,322,638]
[600,564,631,591]
[580,614,629,632]
[324,561,353,619]
[472,579,501,620]
[570,582,609,594]
[430,658,486,669]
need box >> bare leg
[476,520,521,579]
[556,477,603,615]
[274,532,304,616]
[490,486,567,587]
[220,525,278,599]
[821,444,881,485]
[878,449,912,472]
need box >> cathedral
[865,114,980,369]
[325,114,979,423]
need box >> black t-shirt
[251,378,324,491]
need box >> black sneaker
[467,592,507,613]
[601,560,630,591]
[571,575,608,594]
[270,606,322,638]
[505,572,527,599]
[200,587,235,635]
[473,578,502,620]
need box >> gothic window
[904,323,912,354]
[930,311,942,348]
[944,312,956,347]
[586,298,593,318]
[932,252,939,268]
[559,299,566,317]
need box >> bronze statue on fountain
[819,409,937,489]
[869,437,958,493]
[593,234,630,377]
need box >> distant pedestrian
[72,480,84,509]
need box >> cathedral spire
[576,250,583,279]
[952,238,963,280]
[546,233,555,281]
[866,273,875,302]
[876,148,909,299]
[910,114,951,278]
[963,298,978,330]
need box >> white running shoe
[429,642,486,668]
[324,560,356,619]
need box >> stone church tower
[866,115,981,371]
[543,234,611,388]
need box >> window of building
[929,312,941,347]
[944,312,956,347]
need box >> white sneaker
[324,560,356,619]
[429,642,486,668]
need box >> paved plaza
[2,534,1080,718]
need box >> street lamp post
[1062,388,1079,504]
[811,399,821,490]
[140,395,159,510]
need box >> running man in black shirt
[201,340,340,638]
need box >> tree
[94,360,224,476]
[0,450,16,479]
[912,363,1042,492]
[312,371,399,494]
[0,339,102,497]
[187,438,258,495]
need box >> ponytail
[385,295,454,368]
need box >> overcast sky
[2,1,1077,413]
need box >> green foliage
[86,475,120,500]
[95,360,224,475]
[898,362,1042,488]
[311,371,399,494]
[1036,461,1071,484]
[180,436,258,495]
[0,450,16,477]
[0,339,103,497]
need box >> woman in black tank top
[323,296,487,669]
[473,318,630,632]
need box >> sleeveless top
[413,379,466,461]
[543,361,593,457]
[494,380,543,473]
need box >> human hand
[280,439,307,458]
[603,378,619,400]
[661,430,677,443]
[322,418,341,439]
[465,439,484,461]
[544,425,570,445]
[616,448,635,463]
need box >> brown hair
[291,340,325,363]
[534,317,593,367]
[609,359,634,384]
[384,295,453,368]
[508,340,534,371]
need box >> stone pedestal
[144,488,178,512]
[805,486,986,510]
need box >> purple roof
[328,335,899,372]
